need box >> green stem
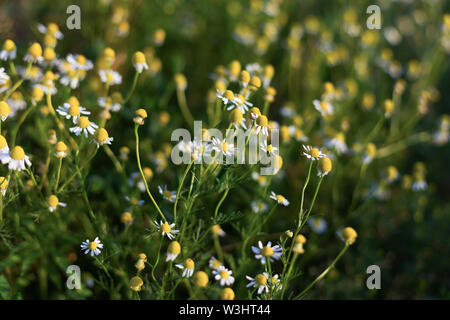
[174,160,194,223]
[135,125,167,222]
[124,71,139,104]
[293,244,350,300]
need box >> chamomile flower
[176,258,195,278]
[211,137,235,157]
[251,200,269,214]
[0,39,17,60]
[269,274,282,292]
[80,237,103,256]
[4,146,32,171]
[362,143,377,164]
[246,273,269,295]
[37,22,63,39]
[69,116,98,138]
[270,191,290,206]
[92,128,113,147]
[0,177,8,196]
[385,166,400,183]
[211,224,225,237]
[99,69,122,85]
[230,93,252,113]
[158,185,177,203]
[0,136,9,164]
[0,101,12,121]
[260,140,278,155]
[254,115,269,136]
[155,220,179,240]
[313,99,334,117]
[308,217,328,234]
[132,51,148,73]
[213,266,235,286]
[209,256,223,270]
[23,42,43,63]
[7,92,27,114]
[47,195,67,212]
[125,196,145,207]
[98,94,122,112]
[326,132,348,154]
[251,241,282,264]
[337,227,358,245]
[229,108,247,129]
[317,157,333,177]
[57,102,90,123]
[0,68,9,85]
[67,54,93,71]
[302,145,326,160]
[166,241,181,262]
[130,276,143,292]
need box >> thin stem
[54,157,62,192]
[176,88,194,127]
[3,61,31,100]
[174,160,194,222]
[214,188,229,221]
[124,71,139,104]
[134,125,167,222]
[294,244,350,300]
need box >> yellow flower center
[168,241,181,254]
[163,190,173,199]
[47,23,59,33]
[257,115,268,127]
[43,47,56,61]
[267,145,273,153]
[161,223,171,233]
[130,276,143,291]
[0,135,7,149]
[318,157,332,172]
[68,104,81,116]
[0,101,12,116]
[193,271,209,288]
[211,259,221,268]
[77,116,90,129]
[310,148,320,158]
[10,146,25,161]
[255,274,268,286]
[261,246,274,257]
[47,195,59,207]
[221,142,228,152]
[76,55,87,66]
[95,128,109,143]
[320,101,328,111]
[219,270,229,279]
[4,39,16,52]
[106,72,115,83]
[229,109,243,123]
[184,258,194,269]
[275,195,285,203]
[89,241,98,250]
[28,42,42,58]
[235,94,245,106]
[0,177,8,189]
[133,51,146,64]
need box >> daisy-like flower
[125,196,145,207]
[216,89,235,105]
[98,93,122,112]
[362,143,377,164]
[0,176,8,196]
[23,42,43,63]
[0,68,9,85]
[0,39,17,61]
[0,101,12,121]
[57,102,90,123]
[302,145,326,160]
[229,93,253,113]
[254,115,269,136]
[7,92,27,114]
[69,116,98,138]
[211,224,226,237]
[313,99,334,117]
[336,227,358,245]
[325,132,348,154]
[213,266,235,286]
[158,185,177,203]
[166,241,181,262]
[66,54,93,71]
[99,69,122,85]
[307,217,328,234]
[0,135,9,164]
[251,200,269,214]
[211,137,235,157]
[92,128,113,147]
[251,241,282,264]
[155,220,179,240]
[59,69,84,89]
[209,256,223,270]
[132,51,148,73]
[3,146,32,171]
[80,237,103,257]
[269,274,282,292]
[246,273,269,295]
[176,258,195,278]
[317,157,333,177]
[270,191,290,206]
[37,22,64,39]
[260,140,278,155]
[47,195,67,212]
[385,166,400,184]
[229,108,247,130]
